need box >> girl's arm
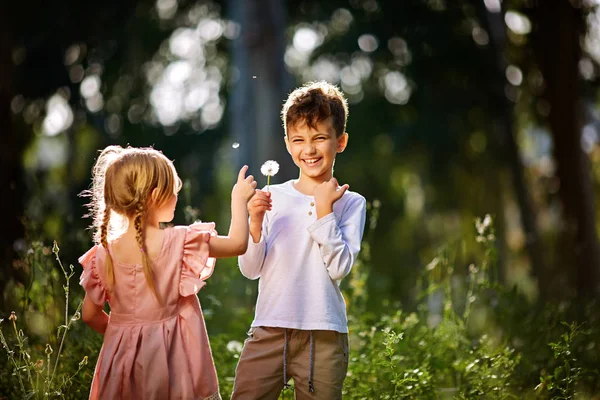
[82,294,109,334]
[208,166,256,258]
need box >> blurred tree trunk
[479,2,548,298]
[228,0,295,183]
[0,2,27,311]
[532,0,600,299]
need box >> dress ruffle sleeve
[180,222,217,297]
[78,245,108,306]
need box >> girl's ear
[337,132,349,153]
[149,188,159,205]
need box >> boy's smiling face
[285,117,348,184]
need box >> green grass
[1,215,599,399]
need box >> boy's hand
[248,189,271,243]
[232,165,258,203]
[314,178,349,218]
[248,190,272,223]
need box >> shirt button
[308,211,313,216]
[310,202,314,207]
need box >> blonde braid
[100,207,115,292]
[134,202,161,304]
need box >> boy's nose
[304,143,316,154]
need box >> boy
[231,81,367,400]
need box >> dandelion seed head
[260,160,280,177]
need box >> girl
[79,145,256,400]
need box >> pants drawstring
[282,329,315,394]
[283,329,291,389]
[308,330,315,393]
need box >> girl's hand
[232,165,258,203]
[209,166,256,258]
[314,178,349,218]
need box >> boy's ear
[336,132,349,153]
[284,136,291,154]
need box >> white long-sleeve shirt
[238,180,367,333]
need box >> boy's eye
[293,139,303,143]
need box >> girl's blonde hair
[82,145,182,303]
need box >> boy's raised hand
[232,165,258,203]
[314,178,349,218]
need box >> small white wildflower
[482,214,492,229]
[468,264,478,274]
[476,214,493,236]
[226,340,243,354]
[476,219,484,236]
[426,257,439,271]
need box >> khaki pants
[231,327,349,400]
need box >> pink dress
[79,223,221,400]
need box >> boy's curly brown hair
[281,81,349,137]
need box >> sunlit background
[2,0,600,397]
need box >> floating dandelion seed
[252,75,257,79]
[260,160,279,191]
[232,142,240,149]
